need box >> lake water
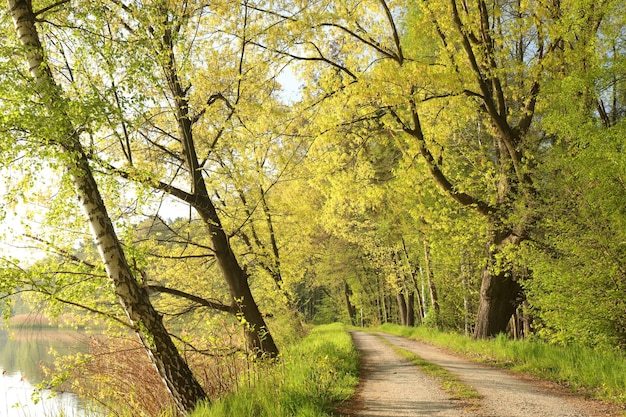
[0,329,97,417]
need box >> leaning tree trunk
[8,1,207,413]
[160,26,278,357]
[197,201,279,357]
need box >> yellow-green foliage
[191,323,358,417]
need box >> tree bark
[195,199,279,357]
[7,0,207,413]
[421,230,441,329]
[473,267,521,338]
[344,281,357,326]
[160,23,278,358]
[396,292,408,326]
[473,228,524,338]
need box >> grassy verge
[191,323,359,417]
[377,323,626,405]
[375,335,481,407]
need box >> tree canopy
[1,0,625,413]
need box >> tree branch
[33,0,69,17]
[24,234,98,269]
[148,285,235,314]
[93,156,205,209]
[448,0,522,180]
[378,0,404,64]
[318,22,400,64]
[516,81,540,135]
[248,40,357,80]
[390,104,494,216]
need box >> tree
[519,5,626,346]
[88,0,280,357]
[262,0,614,337]
[3,0,289,358]
[4,0,206,413]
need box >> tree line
[0,0,624,414]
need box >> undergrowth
[191,323,359,417]
[377,323,626,405]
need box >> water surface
[0,329,96,417]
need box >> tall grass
[191,323,359,417]
[377,323,626,404]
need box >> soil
[340,331,624,417]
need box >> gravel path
[341,331,620,417]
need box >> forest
[0,0,625,415]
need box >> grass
[375,334,481,408]
[191,323,359,417]
[377,323,626,405]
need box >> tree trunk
[375,274,387,324]
[473,231,523,339]
[462,275,471,336]
[399,239,424,324]
[396,292,408,326]
[7,1,207,413]
[160,26,278,358]
[422,231,441,329]
[196,202,279,357]
[460,253,471,336]
[344,281,357,326]
[406,291,416,327]
[72,149,208,414]
[473,267,521,338]
[522,300,532,337]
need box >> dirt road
[341,331,620,417]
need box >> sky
[0,66,303,265]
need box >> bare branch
[248,40,357,80]
[148,285,235,314]
[33,0,70,17]
[318,22,401,64]
[54,296,133,329]
[378,0,404,64]
[24,234,98,269]
[92,156,204,209]
[191,92,234,124]
[170,333,243,357]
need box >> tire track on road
[341,331,479,416]
[342,331,619,417]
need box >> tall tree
[519,4,626,346]
[4,0,206,413]
[5,0,286,357]
[263,0,612,337]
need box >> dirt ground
[340,331,623,417]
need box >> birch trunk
[8,0,207,413]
